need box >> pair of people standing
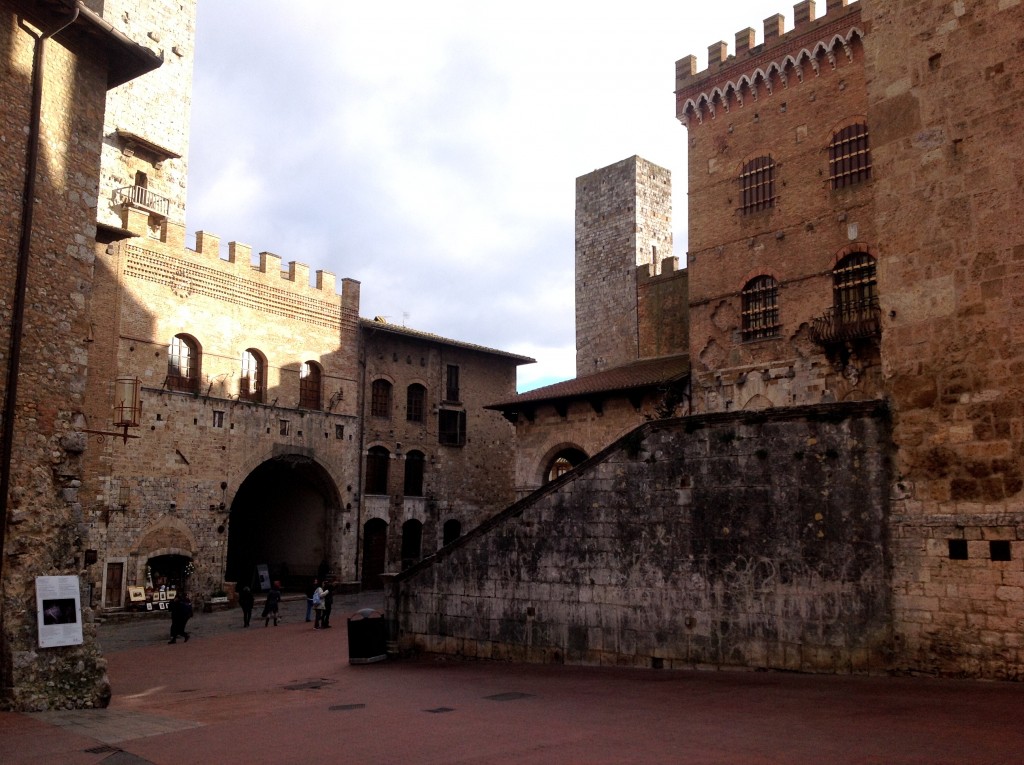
[312,580,333,629]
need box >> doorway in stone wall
[147,553,191,593]
[225,455,341,592]
[361,518,388,589]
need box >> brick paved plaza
[2,593,1023,764]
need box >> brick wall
[678,2,882,413]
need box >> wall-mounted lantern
[84,376,142,444]
[118,484,131,510]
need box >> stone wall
[0,2,138,710]
[575,156,672,376]
[864,0,1024,678]
[390,401,892,673]
[637,257,688,360]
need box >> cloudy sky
[185,0,800,391]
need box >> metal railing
[115,185,170,216]
[809,298,881,345]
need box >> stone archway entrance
[225,455,341,591]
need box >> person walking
[305,578,318,623]
[239,586,254,628]
[262,581,281,627]
[168,593,192,644]
[320,581,334,629]
[312,581,327,629]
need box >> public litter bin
[347,608,387,664]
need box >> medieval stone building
[387,0,1024,681]
[0,0,159,711]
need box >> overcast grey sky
[185,1,803,391]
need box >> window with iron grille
[299,361,322,410]
[240,349,265,402]
[438,408,466,446]
[739,155,776,214]
[445,365,460,402]
[833,252,877,319]
[167,334,200,392]
[828,122,871,190]
[404,450,425,496]
[365,446,389,494]
[406,384,426,423]
[741,276,780,340]
[371,379,392,418]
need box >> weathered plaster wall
[391,401,892,673]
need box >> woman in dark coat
[262,581,281,626]
[168,593,192,644]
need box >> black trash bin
[347,608,387,664]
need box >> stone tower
[89,0,197,244]
[574,156,672,376]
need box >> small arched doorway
[362,518,388,589]
[442,519,461,547]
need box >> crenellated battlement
[675,0,862,127]
[192,230,344,297]
[637,256,685,283]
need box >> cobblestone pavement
[3,593,1024,764]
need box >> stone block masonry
[390,401,892,673]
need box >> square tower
[575,156,672,375]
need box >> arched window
[833,252,877,319]
[299,361,322,410]
[240,348,266,402]
[365,446,390,495]
[741,276,780,340]
[371,379,392,418]
[401,519,423,569]
[167,334,200,392]
[442,519,462,546]
[406,384,426,423]
[545,447,587,483]
[829,122,871,189]
[739,155,776,214]
[403,450,425,497]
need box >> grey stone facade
[390,402,891,672]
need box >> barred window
[299,361,322,410]
[371,379,392,418]
[406,384,426,423]
[833,252,877,318]
[167,334,200,392]
[741,276,780,340]
[240,348,266,402]
[739,155,776,214]
[829,122,871,189]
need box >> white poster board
[256,564,270,591]
[36,575,83,648]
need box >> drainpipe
[0,5,81,594]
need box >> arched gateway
[225,454,342,590]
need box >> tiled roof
[360,318,536,364]
[487,353,690,410]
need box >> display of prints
[127,586,146,603]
